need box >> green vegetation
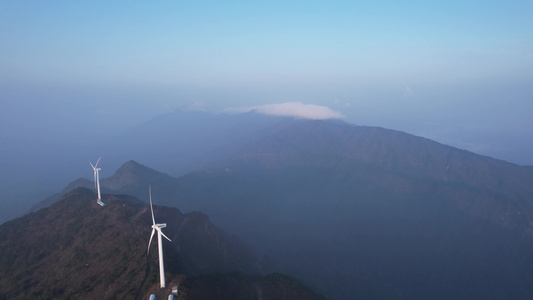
[0,188,323,299]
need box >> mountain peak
[102,160,174,191]
[114,160,147,173]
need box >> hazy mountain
[1,188,322,299]
[104,109,298,176]
[174,120,533,299]
[20,118,533,299]
[27,178,94,213]
[50,119,533,300]
[179,272,325,300]
[1,109,297,225]
[101,160,176,192]
[27,161,174,215]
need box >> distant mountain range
[0,109,301,224]
[3,108,531,225]
[103,109,299,176]
[29,118,533,299]
[0,188,323,300]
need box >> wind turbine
[147,185,172,288]
[89,157,105,206]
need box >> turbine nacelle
[153,223,167,229]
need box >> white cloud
[226,102,344,120]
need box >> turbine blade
[149,185,155,226]
[89,161,95,169]
[93,171,97,190]
[95,157,101,168]
[147,229,155,254]
[161,231,172,242]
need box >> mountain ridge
[229,120,533,202]
[2,188,327,299]
[145,120,533,299]
[21,119,533,299]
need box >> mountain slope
[27,178,94,213]
[142,120,533,299]
[179,272,325,300]
[105,110,298,176]
[22,119,533,299]
[2,188,319,299]
[101,160,176,191]
[171,163,533,299]
[230,120,533,202]
[0,189,149,299]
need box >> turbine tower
[147,185,172,288]
[89,157,105,206]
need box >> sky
[1,1,533,165]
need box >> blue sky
[1,1,532,164]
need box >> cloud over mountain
[226,102,344,120]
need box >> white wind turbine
[89,157,105,206]
[147,185,172,288]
